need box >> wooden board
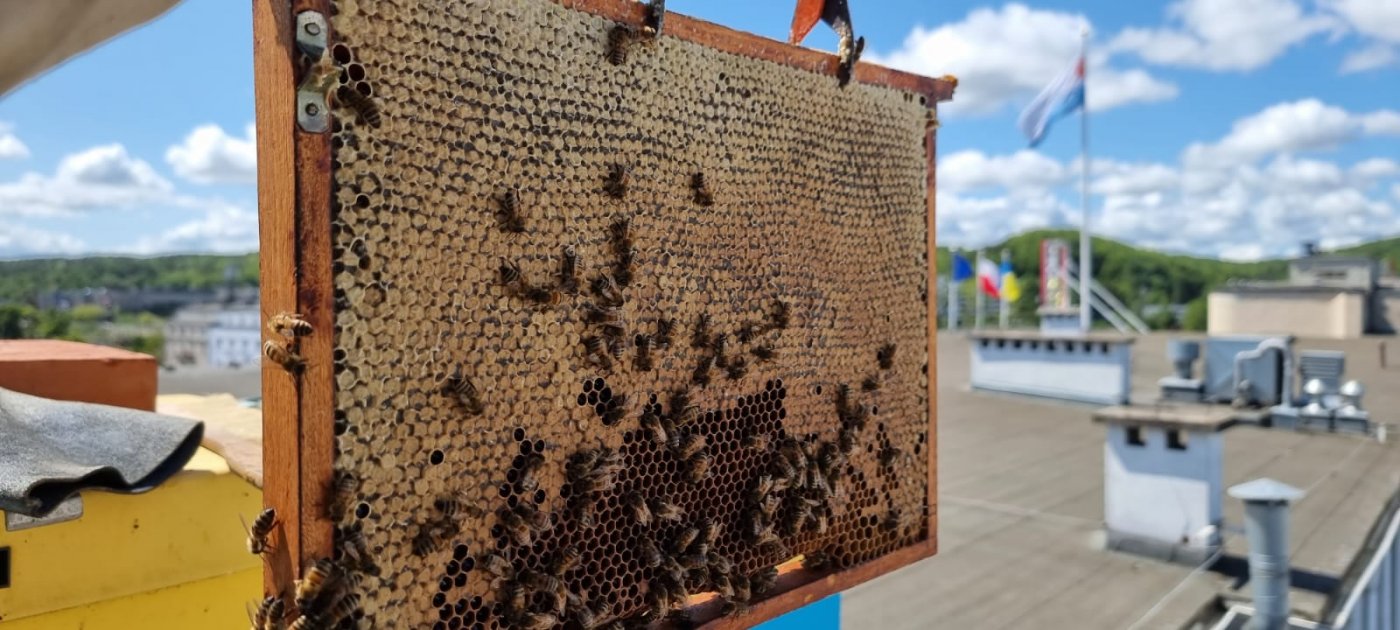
[255,1,951,627]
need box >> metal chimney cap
[1228,478,1304,504]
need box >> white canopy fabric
[0,0,181,97]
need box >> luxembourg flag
[976,258,1001,299]
[1018,56,1085,147]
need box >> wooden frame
[255,0,951,624]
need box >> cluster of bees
[243,498,369,627]
[605,0,665,66]
[690,300,787,387]
[263,312,313,373]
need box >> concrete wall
[1373,288,1400,335]
[1208,291,1365,339]
[1290,258,1378,289]
[969,337,1132,405]
[1330,493,1400,630]
[1104,424,1223,562]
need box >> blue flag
[1018,56,1085,147]
[952,252,974,283]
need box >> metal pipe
[1233,337,1293,407]
[1228,479,1304,630]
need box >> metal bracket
[5,495,83,532]
[295,11,330,133]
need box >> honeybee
[572,601,598,630]
[243,507,278,555]
[743,433,770,451]
[882,508,903,532]
[877,342,897,369]
[249,595,284,630]
[646,580,672,618]
[720,599,751,617]
[747,474,773,502]
[677,552,706,569]
[590,273,625,307]
[710,333,729,368]
[500,580,528,618]
[674,433,706,460]
[325,592,361,624]
[770,300,791,330]
[879,445,902,468]
[640,407,669,447]
[751,567,778,595]
[326,471,358,520]
[551,546,582,576]
[522,284,562,306]
[655,318,675,348]
[614,251,636,288]
[661,415,680,451]
[295,559,336,612]
[736,321,764,344]
[267,312,313,337]
[634,333,654,371]
[691,355,713,387]
[435,493,487,520]
[572,497,598,528]
[479,552,514,580]
[837,428,857,456]
[748,516,777,545]
[862,374,882,392]
[512,501,551,532]
[758,495,782,521]
[698,517,719,546]
[337,523,375,572]
[750,344,776,363]
[498,509,533,547]
[522,569,565,598]
[691,313,712,348]
[441,369,486,416]
[626,491,652,526]
[582,335,613,370]
[604,164,631,199]
[559,245,581,293]
[768,456,796,486]
[649,497,684,522]
[671,526,700,555]
[780,506,808,536]
[499,257,523,286]
[725,357,748,380]
[602,393,629,426]
[338,86,381,127]
[585,303,625,328]
[642,0,666,36]
[691,172,715,206]
[604,330,626,359]
[817,443,843,475]
[835,383,853,417]
[611,216,633,249]
[814,511,831,534]
[708,551,734,574]
[498,187,526,233]
[731,575,752,603]
[412,519,459,556]
[288,613,323,630]
[685,450,711,482]
[263,340,304,373]
[606,25,637,66]
[638,538,663,568]
[845,402,870,431]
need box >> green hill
[0,253,259,304]
[1337,236,1400,273]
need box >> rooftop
[842,331,1400,629]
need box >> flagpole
[949,250,961,330]
[1000,249,1011,329]
[975,250,985,330]
[1078,29,1093,334]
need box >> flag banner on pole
[952,252,974,283]
[1000,259,1022,302]
[977,258,1001,299]
[1018,56,1085,147]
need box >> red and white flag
[977,258,1001,299]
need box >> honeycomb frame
[254,0,953,627]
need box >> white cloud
[867,4,1176,115]
[0,144,173,217]
[129,204,258,255]
[1352,158,1400,181]
[940,150,1068,192]
[0,221,85,257]
[936,99,1400,259]
[1108,0,1336,71]
[1326,0,1400,43]
[1340,43,1398,73]
[1183,100,1400,168]
[0,123,28,160]
[165,123,257,185]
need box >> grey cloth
[0,387,203,518]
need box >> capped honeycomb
[316,0,934,627]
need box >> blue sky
[0,0,1396,260]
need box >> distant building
[1209,255,1400,339]
[206,307,261,368]
[163,305,222,366]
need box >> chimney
[1228,478,1304,630]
